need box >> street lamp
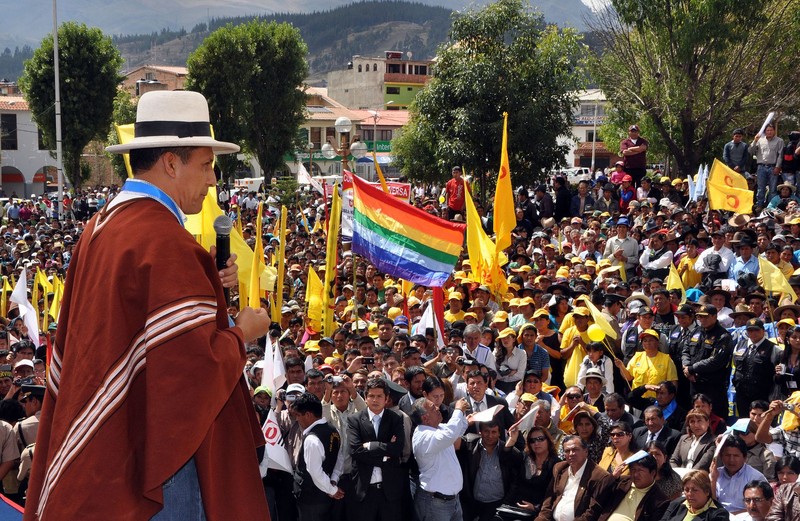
[320,116,366,173]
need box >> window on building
[386,86,400,95]
[586,131,601,142]
[358,64,362,72]
[1,114,18,151]
[325,127,335,144]
[387,63,402,74]
[310,127,322,150]
[373,63,377,71]
[362,129,375,141]
[378,130,393,141]
[145,72,155,81]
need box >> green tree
[392,0,588,186]
[106,90,138,183]
[19,22,123,188]
[592,0,800,177]
[186,21,308,182]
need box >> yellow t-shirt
[562,325,591,388]
[678,255,702,290]
[444,309,465,323]
[626,351,677,396]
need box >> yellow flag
[114,123,136,179]
[1,276,10,318]
[322,183,341,335]
[707,159,753,214]
[49,276,63,321]
[373,150,390,194]
[574,295,618,340]
[311,217,322,234]
[32,275,39,328]
[305,266,324,333]
[235,205,243,235]
[299,209,311,234]
[272,206,288,322]
[493,112,515,254]
[759,257,798,302]
[465,179,507,298]
[248,202,265,308]
[666,264,686,303]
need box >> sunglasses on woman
[528,436,547,444]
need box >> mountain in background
[0,0,597,81]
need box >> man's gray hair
[534,399,552,411]
[410,397,430,425]
[463,324,482,337]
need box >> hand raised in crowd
[209,246,238,288]
[454,398,470,413]
[612,463,627,478]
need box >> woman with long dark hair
[646,440,683,501]
[503,424,561,517]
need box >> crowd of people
[1,110,800,521]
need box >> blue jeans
[414,489,462,521]
[756,164,778,207]
[150,458,206,521]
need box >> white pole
[590,94,598,174]
[53,0,64,220]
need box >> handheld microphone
[213,215,233,306]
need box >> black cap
[636,307,654,316]
[19,384,45,401]
[674,304,695,316]
[745,318,765,330]
[696,304,718,316]
[535,184,547,193]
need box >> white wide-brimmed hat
[105,91,240,155]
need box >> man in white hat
[25,91,271,521]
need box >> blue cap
[617,218,630,227]
[686,288,704,303]
[394,315,409,327]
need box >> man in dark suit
[534,435,614,521]
[633,405,681,455]
[347,378,405,521]
[458,420,522,521]
[598,453,669,521]
[453,369,515,437]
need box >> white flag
[297,162,325,195]
[417,301,445,349]
[261,335,275,392]
[259,409,293,476]
[272,341,286,391]
[10,269,39,347]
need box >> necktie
[475,400,484,412]
[648,433,655,443]
[372,414,381,437]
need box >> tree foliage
[106,89,138,183]
[392,0,589,185]
[19,23,123,188]
[186,20,308,180]
[592,0,800,176]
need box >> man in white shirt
[292,392,345,521]
[694,230,735,277]
[462,324,496,371]
[603,218,639,280]
[411,397,470,521]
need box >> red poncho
[24,196,269,520]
